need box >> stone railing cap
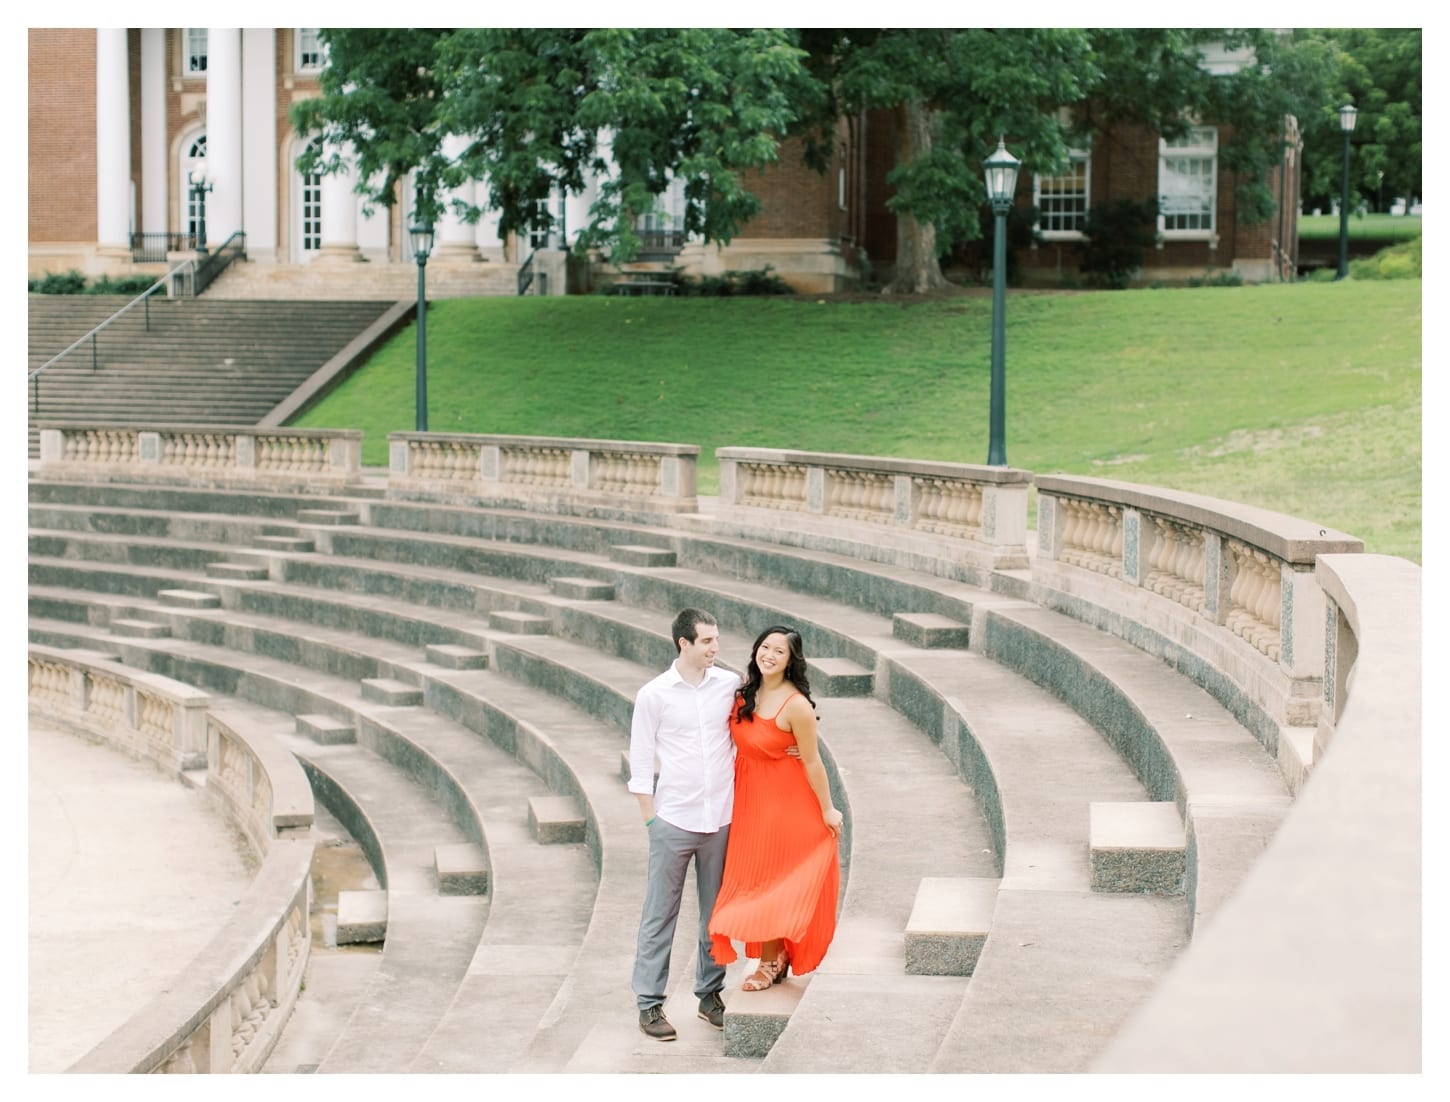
[388,431,698,456]
[1035,474,1364,563]
[716,446,1032,484]
[36,421,362,440]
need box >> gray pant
[632,818,730,1010]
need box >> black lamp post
[410,218,436,432]
[982,137,1021,467]
[187,169,213,254]
[1337,104,1358,281]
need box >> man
[629,607,738,1040]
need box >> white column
[205,29,243,243]
[316,139,363,262]
[94,29,132,258]
[139,29,167,235]
[435,135,481,262]
[241,28,277,258]
[563,186,591,251]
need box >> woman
[708,626,843,990]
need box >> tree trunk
[886,100,949,294]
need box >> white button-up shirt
[627,662,739,833]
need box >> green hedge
[28,269,160,296]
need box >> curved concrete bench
[1095,554,1420,1073]
[28,645,315,1074]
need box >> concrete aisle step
[976,604,1293,931]
[754,694,996,1073]
[486,627,1000,1072]
[883,647,1187,1072]
[413,665,650,1072]
[345,672,600,1075]
[209,699,487,1074]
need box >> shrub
[28,269,87,294]
[1186,270,1244,288]
[676,266,793,297]
[1349,236,1421,280]
[1074,199,1159,289]
[87,274,158,296]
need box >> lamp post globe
[410,219,436,432]
[1337,104,1357,281]
[982,138,1020,467]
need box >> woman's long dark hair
[735,625,816,723]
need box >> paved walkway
[27,721,255,1072]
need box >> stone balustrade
[29,644,209,773]
[388,431,699,516]
[1033,475,1364,779]
[715,447,1031,574]
[37,423,362,485]
[28,645,315,1074]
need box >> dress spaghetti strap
[759,690,801,724]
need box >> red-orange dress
[708,692,840,975]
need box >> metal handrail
[28,264,190,414]
[29,232,248,414]
[194,231,246,296]
[517,249,535,295]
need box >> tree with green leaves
[1292,28,1421,212]
[293,28,1337,294]
[291,28,821,261]
[798,28,1337,292]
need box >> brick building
[28,29,1300,293]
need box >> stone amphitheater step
[28,480,1278,1071]
[972,605,1294,933]
[867,645,1187,1072]
[29,529,1003,1070]
[242,713,492,1070]
[26,614,604,1073]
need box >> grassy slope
[1298,213,1422,241]
[292,280,1422,562]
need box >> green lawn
[291,280,1422,562]
[1298,213,1422,241]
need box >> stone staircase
[25,476,1297,1073]
[26,296,397,457]
[204,256,522,300]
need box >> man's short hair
[671,608,717,653]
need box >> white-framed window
[637,177,687,247]
[1034,149,1091,238]
[185,29,207,74]
[296,29,323,72]
[1158,126,1218,237]
[297,138,323,260]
